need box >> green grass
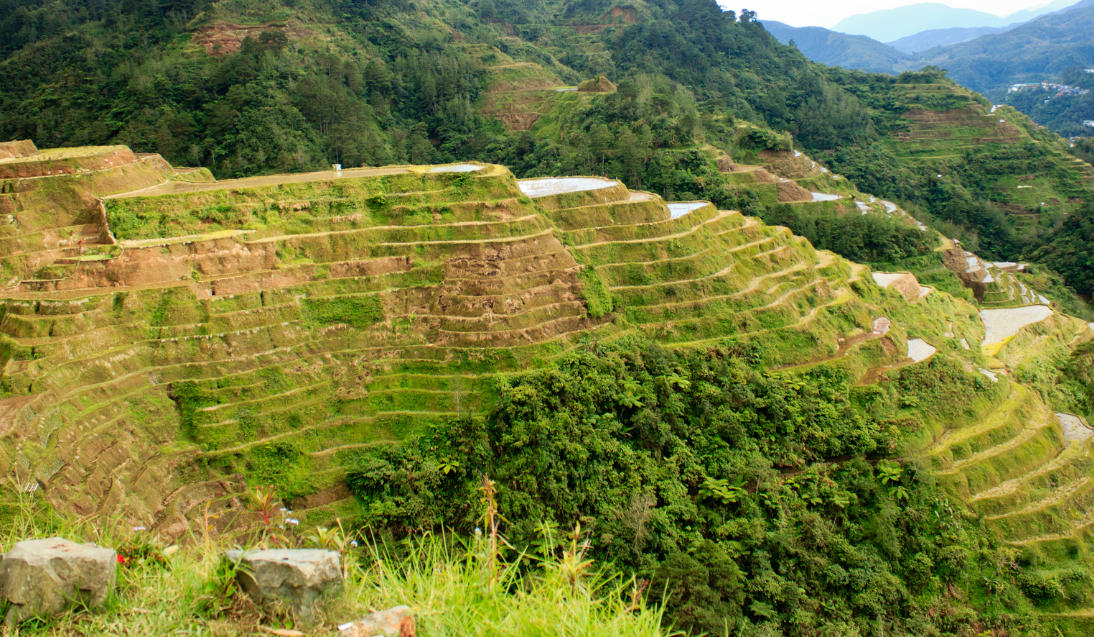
[0,493,671,637]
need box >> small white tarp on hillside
[906,339,936,363]
[430,164,483,173]
[667,202,708,219]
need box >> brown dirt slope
[0,140,37,161]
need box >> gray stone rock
[338,605,415,636]
[0,537,117,626]
[223,549,342,621]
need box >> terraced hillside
[906,301,1094,629]
[891,99,1022,161]
[888,98,1094,230]
[0,140,988,536]
[478,49,573,132]
[822,71,1094,265]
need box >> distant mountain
[761,21,908,73]
[911,1,1094,93]
[832,0,1079,43]
[888,25,1009,54]
[999,0,1088,23]
[834,3,1018,43]
[765,0,1094,86]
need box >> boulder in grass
[338,606,416,637]
[223,549,342,621]
[577,76,616,93]
[0,537,117,626]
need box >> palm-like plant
[698,476,746,505]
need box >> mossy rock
[577,76,616,93]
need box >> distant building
[1010,81,1090,96]
[1083,121,1094,128]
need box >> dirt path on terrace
[572,210,735,248]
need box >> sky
[719,0,1059,28]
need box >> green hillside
[761,20,909,74]
[0,138,1005,633]
[818,68,1094,285]
[2,132,1094,634]
[909,3,1094,95]
[761,3,1094,140]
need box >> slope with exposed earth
[0,140,977,537]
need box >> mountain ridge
[831,0,1080,43]
[761,20,910,73]
[887,24,1010,53]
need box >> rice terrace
[6,0,1094,634]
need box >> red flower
[117,555,125,564]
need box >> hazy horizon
[727,0,1067,29]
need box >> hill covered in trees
[0,0,871,175]
[761,20,909,73]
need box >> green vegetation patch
[303,295,384,329]
[347,336,1058,635]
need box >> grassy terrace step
[599,235,774,288]
[931,389,1067,500]
[634,283,845,344]
[984,474,1092,522]
[619,263,822,319]
[0,145,141,180]
[567,208,734,249]
[543,193,666,229]
[245,214,554,247]
[577,218,763,272]
[606,236,787,291]
[923,385,1029,466]
[970,441,1092,512]
[991,475,1094,542]
[107,176,518,241]
[655,295,875,369]
[6,307,607,416]
[941,429,1066,499]
[562,209,724,246]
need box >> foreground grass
[1,497,670,637]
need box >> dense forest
[0,0,871,175]
[347,338,1055,635]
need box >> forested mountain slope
[0,0,871,174]
[822,69,1094,256]
[7,0,1090,292]
[763,1,1094,137]
[888,25,1010,54]
[761,20,909,73]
